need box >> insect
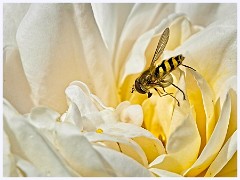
[131,27,196,106]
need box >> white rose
[3,3,236,177]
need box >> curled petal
[149,168,183,177]
[97,122,165,164]
[94,145,153,177]
[53,124,117,176]
[4,116,78,176]
[84,132,148,166]
[191,70,215,141]
[15,157,43,177]
[3,130,18,177]
[205,130,237,177]
[115,101,143,126]
[183,92,232,176]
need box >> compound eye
[135,80,146,94]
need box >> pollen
[96,128,104,133]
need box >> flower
[3,3,237,177]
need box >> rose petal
[91,3,133,56]
[205,130,237,177]
[191,70,215,141]
[97,122,165,164]
[3,3,30,46]
[3,130,18,177]
[175,4,236,26]
[216,152,237,177]
[149,168,183,177]
[3,102,78,176]
[15,156,43,177]
[115,101,143,126]
[177,13,236,99]
[183,91,231,176]
[94,145,153,177]
[53,124,116,176]
[3,47,33,113]
[149,73,201,174]
[16,4,118,113]
[84,132,148,166]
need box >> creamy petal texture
[15,4,118,114]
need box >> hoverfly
[131,27,196,106]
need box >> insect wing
[150,28,170,69]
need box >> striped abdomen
[154,54,185,77]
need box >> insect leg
[154,88,162,97]
[154,88,180,106]
[171,83,186,100]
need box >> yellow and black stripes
[155,54,185,77]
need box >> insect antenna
[182,64,196,71]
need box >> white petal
[15,156,43,177]
[4,115,77,176]
[149,168,182,177]
[3,3,30,46]
[84,132,148,167]
[94,145,152,177]
[28,106,60,130]
[91,3,133,56]
[65,84,98,115]
[16,4,117,113]
[183,92,232,176]
[97,122,165,163]
[3,47,33,113]
[3,130,18,177]
[175,4,236,26]
[177,13,236,99]
[115,101,143,126]
[205,130,237,177]
[53,124,116,176]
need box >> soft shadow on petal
[84,132,148,166]
[176,13,236,98]
[115,101,143,126]
[149,168,183,177]
[91,3,133,58]
[15,157,43,177]
[16,4,118,113]
[191,70,215,142]
[3,3,30,46]
[53,124,116,176]
[94,145,153,177]
[3,100,78,176]
[149,73,201,174]
[3,130,18,177]
[204,130,237,177]
[3,47,34,114]
[215,152,237,177]
[183,92,231,176]
[97,122,165,163]
[175,3,236,27]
